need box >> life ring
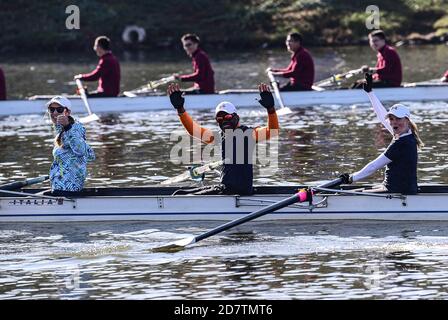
[122,25,146,44]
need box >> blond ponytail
[409,120,424,150]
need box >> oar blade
[267,71,292,116]
[311,85,325,91]
[123,91,137,97]
[79,113,100,124]
[276,107,292,116]
[160,171,192,185]
[151,236,196,253]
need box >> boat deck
[1,184,447,198]
[2,185,448,222]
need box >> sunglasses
[216,113,234,123]
[48,106,66,113]
[183,42,194,48]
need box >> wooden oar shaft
[150,75,175,89]
[314,68,363,87]
[124,76,176,97]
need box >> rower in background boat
[0,66,6,100]
[46,96,95,196]
[352,30,402,89]
[173,34,215,94]
[167,82,279,195]
[340,73,423,195]
[267,32,315,92]
[74,36,121,98]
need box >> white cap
[46,96,72,110]
[215,101,237,116]
[386,104,410,119]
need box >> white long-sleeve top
[367,91,393,135]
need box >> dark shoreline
[1,1,447,55]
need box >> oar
[403,79,447,87]
[75,79,100,124]
[266,71,292,116]
[0,175,49,191]
[160,160,224,185]
[123,75,175,97]
[153,177,343,252]
[313,68,363,89]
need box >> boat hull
[1,86,448,117]
[1,186,448,222]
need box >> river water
[1,45,448,300]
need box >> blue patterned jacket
[50,120,95,192]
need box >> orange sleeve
[253,111,279,142]
[178,112,215,144]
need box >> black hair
[95,36,111,50]
[369,30,386,40]
[288,32,303,44]
[181,33,200,44]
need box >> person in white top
[340,73,424,194]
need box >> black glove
[363,73,372,93]
[169,90,185,110]
[257,91,275,110]
[339,173,353,184]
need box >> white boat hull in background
[1,86,447,117]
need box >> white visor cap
[215,101,237,116]
[386,104,410,119]
[46,96,72,110]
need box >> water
[1,102,448,186]
[2,221,448,299]
[1,46,448,300]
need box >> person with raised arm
[167,83,279,195]
[46,96,95,195]
[340,73,423,194]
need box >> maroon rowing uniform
[373,44,402,87]
[179,48,215,94]
[0,67,6,100]
[271,46,315,90]
[80,52,121,97]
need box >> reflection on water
[1,221,448,299]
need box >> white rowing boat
[1,185,448,222]
[1,84,447,117]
